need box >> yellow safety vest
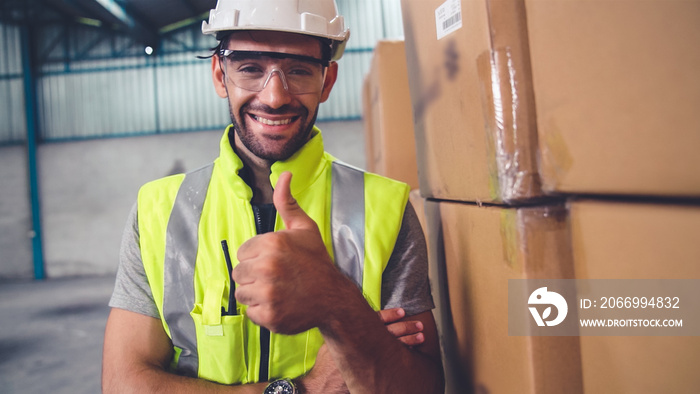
[137,126,410,385]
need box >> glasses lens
[222,52,325,94]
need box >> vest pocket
[191,308,249,385]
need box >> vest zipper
[252,204,275,382]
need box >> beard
[228,100,319,162]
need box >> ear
[319,61,338,103]
[212,55,228,98]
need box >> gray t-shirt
[109,201,434,318]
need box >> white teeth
[255,116,292,126]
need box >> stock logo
[528,287,568,327]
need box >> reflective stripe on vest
[330,162,365,288]
[163,163,214,377]
[162,161,364,377]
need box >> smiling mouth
[252,115,297,126]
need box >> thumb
[274,171,314,230]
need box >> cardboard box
[525,0,700,197]
[402,0,700,201]
[424,199,582,393]
[401,0,541,204]
[569,200,700,393]
[362,40,419,189]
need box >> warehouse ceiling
[1,0,217,47]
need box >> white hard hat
[202,0,350,61]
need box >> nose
[257,69,292,109]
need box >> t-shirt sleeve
[381,201,435,316]
[108,203,161,319]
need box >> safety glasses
[219,50,328,95]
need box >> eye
[285,62,318,77]
[287,67,313,76]
[236,64,265,75]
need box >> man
[102,1,444,393]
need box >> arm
[234,172,444,394]
[298,308,431,393]
[301,311,442,394]
[102,308,426,394]
[318,287,443,394]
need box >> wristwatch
[263,378,298,394]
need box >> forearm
[103,364,268,394]
[319,287,444,394]
[107,360,354,394]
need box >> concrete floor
[0,275,115,394]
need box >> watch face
[264,379,295,394]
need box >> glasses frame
[218,49,330,67]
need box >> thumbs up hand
[233,171,352,335]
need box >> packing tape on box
[499,203,575,279]
[539,124,574,190]
[478,47,542,204]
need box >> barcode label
[443,12,461,30]
[435,0,463,40]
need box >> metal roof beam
[93,0,132,27]
[90,0,159,48]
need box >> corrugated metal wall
[0,0,404,144]
[0,23,26,144]
[34,23,226,140]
